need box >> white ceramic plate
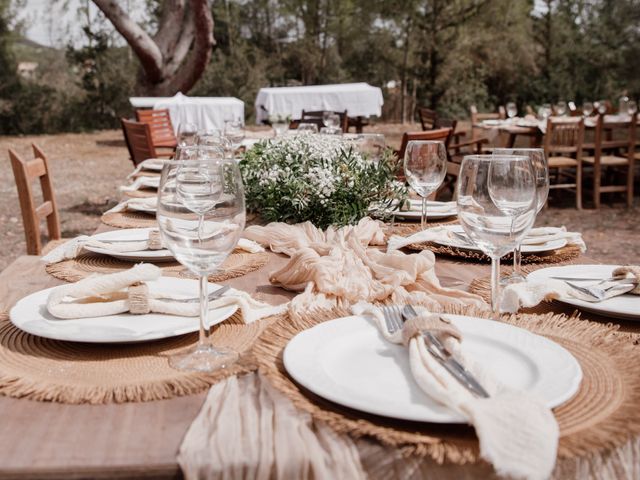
[10,277,237,343]
[83,228,174,262]
[434,225,567,254]
[126,202,157,214]
[284,314,582,423]
[528,264,640,320]
[378,200,457,221]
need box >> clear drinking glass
[345,133,386,162]
[597,100,607,115]
[403,140,447,229]
[582,102,594,117]
[177,122,198,147]
[297,123,319,134]
[223,119,245,151]
[506,102,518,119]
[456,155,536,318]
[324,113,341,129]
[492,148,549,284]
[156,156,246,372]
[197,129,233,158]
[628,100,638,116]
[555,101,568,116]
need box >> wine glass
[597,100,607,115]
[198,129,233,158]
[223,119,245,152]
[582,102,594,117]
[297,123,319,134]
[323,113,341,129]
[506,102,518,120]
[403,141,447,229]
[177,122,198,147]
[347,133,386,162]
[555,101,568,116]
[538,104,552,120]
[456,155,536,318]
[628,100,638,117]
[492,148,549,284]
[156,156,246,372]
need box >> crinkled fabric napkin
[127,159,165,179]
[46,263,285,323]
[105,197,157,214]
[353,302,559,480]
[502,265,640,313]
[387,226,586,253]
[120,176,160,193]
[244,217,486,314]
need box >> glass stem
[513,245,522,277]
[490,256,501,320]
[421,196,427,230]
[198,274,211,347]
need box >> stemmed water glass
[628,100,638,117]
[323,112,340,129]
[582,102,594,117]
[156,155,246,372]
[555,101,568,116]
[456,155,537,318]
[177,122,198,147]
[506,102,518,120]
[223,120,245,152]
[403,140,447,229]
[492,148,549,284]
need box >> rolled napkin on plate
[353,302,558,480]
[47,263,285,323]
[120,176,160,193]
[41,230,165,264]
[501,265,640,313]
[398,199,456,213]
[105,197,157,214]
[387,226,586,253]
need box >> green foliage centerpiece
[239,135,406,229]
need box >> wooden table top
[0,242,635,478]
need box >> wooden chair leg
[576,163,582,210]
[627,160,634,207]
[593,164,601,209]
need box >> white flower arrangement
[239,135,406,228]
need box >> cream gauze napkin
[387,226,586,253]
[46,263,285,323]
[119,176,160,193]
[105,197,157,214]
[127,159,165,179]
[244,217,486,314]
[501,265,640,313]
[353,302,559,480]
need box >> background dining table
[0,222,638,479]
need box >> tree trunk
[92,0,215,96]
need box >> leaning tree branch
[92,0,164,82]
[153,0,187,58]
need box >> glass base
[499,272,527,286]
[169,343,238,373]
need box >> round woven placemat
[45,251,270,283]
[0,310,281,404]
[405,242,581,265]
[101,211,157,229]
[254,305,640,464]
[384,217,459,238]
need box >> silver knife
[403,305,490,398]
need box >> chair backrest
[434,118,458,132]
[301,110,349,132]
[121,118,157,166]
[9,144,61,255]
[135,109,177,148]
[592,114,637,160]
[397,128,453,160]
[544,117,585,158]
[470,105,506,124]
[417,107,437,131]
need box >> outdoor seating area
[1,1,640,479]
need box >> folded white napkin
[353,302,558,480]
[120,176,160,193]
[127,159,165,179]
[105,197,158,214]
[42,231,164,264]
[47,263,285,323]
[398,200,456,214]
[387,226,586,253]
[501,266,640,313]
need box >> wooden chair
[300,110,349,133]
[9,145,61,255]
[543,117,585,209]
[581,114,636,208]
[470,105,506,141]
[135,108,177,157]
[417,106,438,131]
[396,128,453,160]
[121,118,158,167]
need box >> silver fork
[155,285,230,303]
[565,280,637,301]
[381,305,403,334]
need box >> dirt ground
[0,125,638,272]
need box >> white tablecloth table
[254,83,383,124]
[129,93,245,133]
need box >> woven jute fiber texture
[254,305,640,464]
[406,242,582,265]
[101,211,157,229]
[45,251,270,284]
[0,310,281,404]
